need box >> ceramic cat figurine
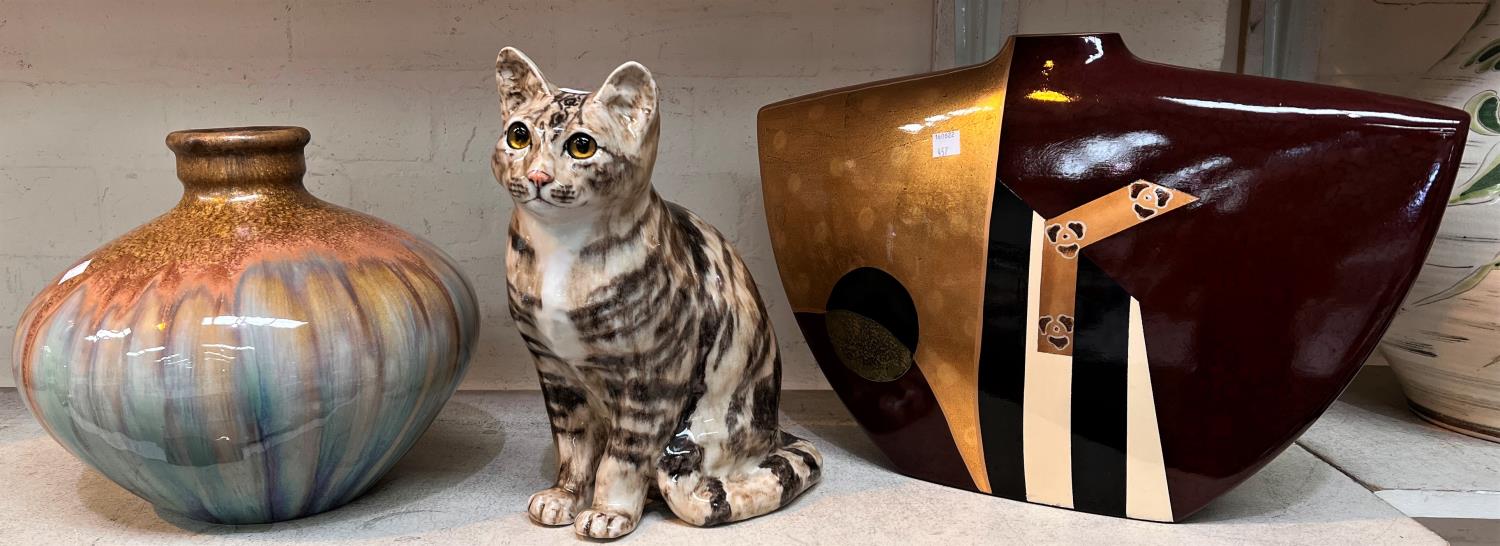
[491,47,822,539]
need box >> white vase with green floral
[1383,2,1500,442]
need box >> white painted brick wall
[0,0,1261,390]
[1310,1,1483,95]
[0,0,933,389]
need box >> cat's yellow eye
[565,134,597,160]
[506,122,530,149]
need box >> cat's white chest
[534,238,587,361]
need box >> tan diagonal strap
[1036,180,1197,356]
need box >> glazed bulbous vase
[1381,2,1500,442]
[10,126,479,523]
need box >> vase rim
[1011,31,1122,39]
[166,126,311,156]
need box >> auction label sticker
[933,130,960,158]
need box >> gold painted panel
[757,46,1015,492]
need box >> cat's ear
[496,47,552,115]
[592,61,658,135]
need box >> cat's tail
[656,431,822,527]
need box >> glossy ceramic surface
[11,127,480,524]
[757,34,1468,521]
[493,48,822,539]
[1382,3,1500,443]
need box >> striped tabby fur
[492,47,821,539]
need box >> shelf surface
[1301,363,1500,492]
[0,373,1472,545]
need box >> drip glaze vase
[1381,1,1500,443]
[10,126,479,524]
[757,33,1468,521]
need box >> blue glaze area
[15,239,478,525]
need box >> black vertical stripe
[1070,256,1130,516]
[977,184,1031,500]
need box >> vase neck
[1008,32,1132,68]
[166,126,312,199]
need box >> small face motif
[1039,314,1075,350]
[1129,181,1173,220]
[1046,221,1087,259]
[492,47,658,218]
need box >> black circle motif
[824,267,919,382]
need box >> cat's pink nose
[527,170,553,186]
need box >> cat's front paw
[528,487,585,526]
[574,508,638,539]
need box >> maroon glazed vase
[757,33,1467,521]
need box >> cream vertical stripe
[1023,212,1074,509]
[1125,298,1172,521]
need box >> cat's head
[492,47,660,220]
